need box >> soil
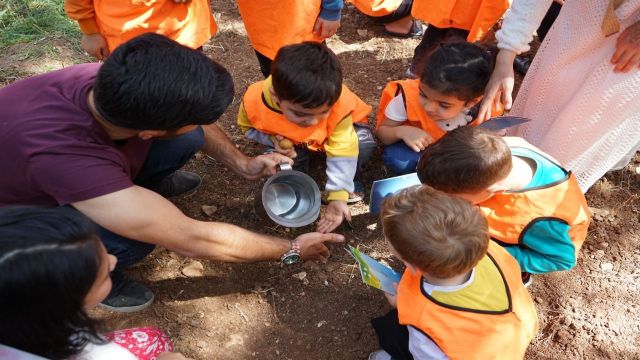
[1,1,639,359]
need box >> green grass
[0,0,80,49]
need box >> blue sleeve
[504,219,576,274]
[320,0,344,20]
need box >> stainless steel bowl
[261,163,321,227]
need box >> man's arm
[73,186,343,262]
[201,123,292,180]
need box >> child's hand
[611,20,640,73]
[384,283,399,308]
[398,126,433,152]
[81,33,109,60]
[313,17,340,39]
[317,200,351,233]
[273,135,297,159]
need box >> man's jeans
[100,126,205,270]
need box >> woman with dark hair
[0,207,188,360]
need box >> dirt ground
[2,1,640,359]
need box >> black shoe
[514,56,532,75]
[521,272,533,288]
[150,170,201,198]
[100,271,154,313]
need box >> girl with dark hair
[0,207,189,360]
[375,41,503,175]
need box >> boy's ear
[137,130,168,140]
[465,96,483,108]
[268,87,280,106]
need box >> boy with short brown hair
[369,186,538,360]
[417,126,591,280]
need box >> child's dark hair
[94,33,234,130]
[417,126,512,194]
[420,41,494,101]
[0,207,105,359]
[271,42,343,109]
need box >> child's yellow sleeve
[324,115,359,201]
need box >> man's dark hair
[417,126,512,193]
[420,41,494,101]
[271,42,343,109]
[0,207,105,360]
[93,33,234,130]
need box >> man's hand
[477,49,517,123]
[295,232,345,262]
[611,21,640,73]
[398,126,433,152]
[313,17,340,39]
[273,135,297,159]
[81,33,109,60]
[244,153,293,180]
[317,200,351,233]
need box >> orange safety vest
[348,0,403,17]
[242,82,372,151]
[411,0,510,42]
[93,0,216,51]
[397,242,538,360]
[377,79,501,142]
[480,148,591,253]
[236,0,325,60]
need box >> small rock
[535,297,543,304]
[356,29,368,37]
[197,341,207,348]
[596,242,609,249]
[181,261,204,277]
[594,250,605,259]
[303,278,310,285]
[317,320,327,328]
[600,262,614,271]
[201,205,218,217]
[635,166,640,175]
[292,271,307,281]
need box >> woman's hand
[611,21,640,73]
[477,49,517,123]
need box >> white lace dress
[498,0,640,191]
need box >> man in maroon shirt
[0,34,344,312]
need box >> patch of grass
[0,0,80,49]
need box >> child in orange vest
[376,41,501,175]
[237,42,376,233]
[237,0,344,77]
[370,185,538,360]
[408,0,510,77]
[417,127,591,285]
[65,0,216,60]
[348,0,421,38]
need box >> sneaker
[348,181,365,204]
[150,170,201,198]
[100,271,154,313]
[521,272,533,288]
[369,350,392,360]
